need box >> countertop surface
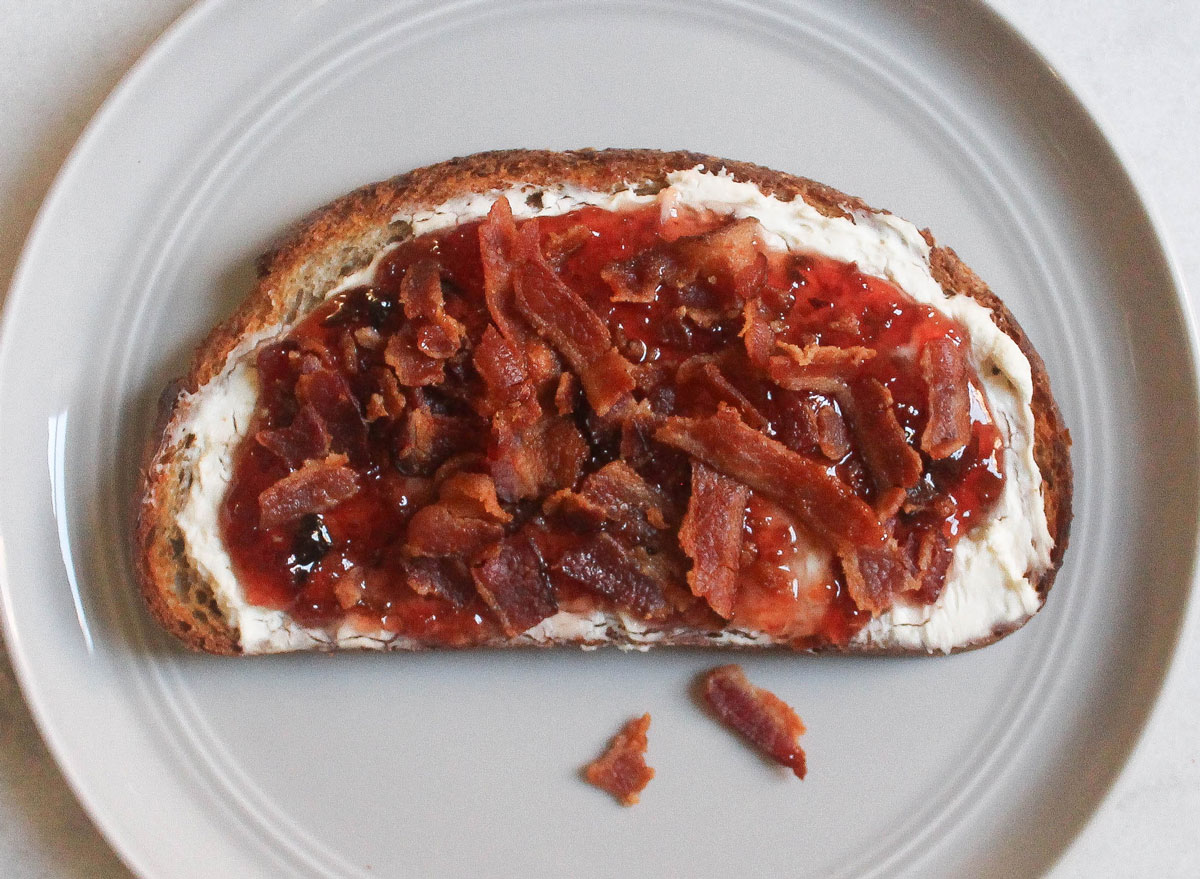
[1,1,1197,876]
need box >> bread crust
[134,149,1072,655]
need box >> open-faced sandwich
[135,149,1071,655]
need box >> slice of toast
[135,149,1072,655]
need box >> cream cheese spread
[173,168,1053,654]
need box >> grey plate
[1,1,1196,876]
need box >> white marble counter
[1,1,1197,875]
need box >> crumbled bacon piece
[676,355,767,430]
[552,532,673,620]
[850,377,923,494]
[839,538,915,615]
[399,257,465,359]
[385,329,444,387]
[554,370,579,415]
[512,226,635,415]
[478,197,557,385]
[741,298,775,368]
[258,454,360,530]
[601,251,677,304]
[405,502,505,560]
[394,402,477,475]
[294,367,368,461]
[405,555,476,607]
[799,393,851,461]
[702,665,806,779]
[472,533,557,635]
[674,218,768,297]
[919,336,971,459]
[255,404,330,469]
[655,407,885,548]
[561,461,671,544]
[680,463,748,618]
[584,714,655,806]
[489,411,587,502]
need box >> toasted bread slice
[135,149,1072,655]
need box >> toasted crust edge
[134,148,1073,656]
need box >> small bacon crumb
[584,714,655,806]
[701,664,807,780]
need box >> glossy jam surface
[220,201,1004,647]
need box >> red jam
[219,200,1004,647]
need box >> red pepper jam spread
[220,195,1005,648]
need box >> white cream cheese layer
[174,168,1052,654]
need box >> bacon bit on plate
[584,714,655,806]
[701,664,807,780]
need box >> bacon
[471,533,557,636]
[674,218,768,298]
[552,532,673,620]
[839,538,915,615]
[850,377,922,494]
[680,463,748,618]
[394,403,478,475]
[702,665,806,780]
[295,367,368,462]
[384,329,444,387]
[919,336,972,459]
[804,394,852,460]
[741,298,775,368]
[399,257,465,359]
[601,251,677,304]
[543,223,594,263]
[908,526,953,603]
[258,454,360,530]
[405,555,476,607]
[546,461,671,544]
[489,411,587,502]
[437,471,512,523]
[584,714,655,806]
[374,366,407,419]
[676,355,767,430]
[473,326,539,421]
[405,502,505,560]
[255,404,330,469]
[654,407,884,548]
[554,371,579,415]
[512,225,635,414]
[479,197,558,385]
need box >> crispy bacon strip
[479,198,558,385]
[258,454,359,530]
[472,533,557,636]
[680,463,749,619]
[405,502,505,560]
[655,407,884,548]
[741,298,775,368]
[919,336,971,459]
[394,402,477,475]
[702,665,806,780]
[552,533,673,620]
[399,258,465,359]
[851,377,923,493]
[584,714,655,806]
[512,226,635,414]
[800,394,852,461]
